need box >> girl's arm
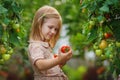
[35,49,72,71]
[35,57,61,71]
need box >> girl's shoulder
[28,40,49,49]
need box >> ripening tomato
[97,66,105,74]
[16,28,20,33]
[99,40,108,49]
[61,46,70,53]
[0,46,6,54]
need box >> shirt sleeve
[28,44,44,65]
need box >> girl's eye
[55,28,58,31]
[48,26,58,32]
[48,26,53,29]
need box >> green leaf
[1,31,8,42]
[9,33,20,46]
[87,27,98,43]
[105,0,113,5]
[111,0,119,4]
[97,15,104,22]
[99,5,109,12]
[0,25,3,39]
[0,5,8,14]
[4,17,10,25]
[105,0,118,6]
[11,2,22,14]
[109,20,120,41]
[70,33,87,50]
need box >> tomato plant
[0,0,27,65]
[79,0,120,78]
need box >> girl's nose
[51,29,56,35]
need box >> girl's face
[41,18,59,41]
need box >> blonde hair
[29,5,62,48]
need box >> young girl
[28,5,72,80]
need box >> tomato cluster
[0,45,13,64]
[93,39,114,60]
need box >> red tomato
[61,46,70,53]
[104,33,112,39]
[97,66,105,74]
[54,54,58,58]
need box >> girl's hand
[57,46,72,64]
[53,54,66,68]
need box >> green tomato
[2,54,11,61]
[109,59,113,62]
[93,44,98,49]
[100,54,106,60]
[109,54,113,59]
[116,42,120,47]
[7,48,13,54]
[13,23,20,29]
[95,49,102,57]
[89,20,95,26]
[0,59,4,64]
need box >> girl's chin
[44,36,53,41]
